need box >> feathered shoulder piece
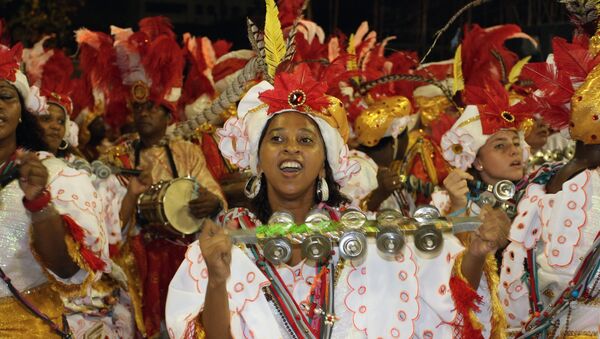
[0,42,23,82]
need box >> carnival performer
[166,51,510,338]
[499,13,600,336]
[99,18,227,337]
[0,42,110,338]
[22,37,135,338]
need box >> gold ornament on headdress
[131,80,150,103]
[570,63,600,144]
[354,95,412,147]
[414,95,452,127]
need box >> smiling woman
[252,111,350,223]
[166,62,510,339]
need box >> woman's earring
[244,174,262,199]
[18,117,22,123]
[316,176,329,202]
[58,139,69,150]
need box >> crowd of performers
[0,0,598,338]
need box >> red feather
[520,61,574,105]
[138,16,176,40]
[142,35,185,113]
[293,34,328,62]
[76,30,121,92]
[415,61,453,81]
[212,39,233,59]
[277,0,306,28]
[69,77,93,120]
[431,112,458,145]
[461,24,523,87]
[0,43,23,82]
[41,49,74,97]
[528,95,571,131]
[552,37,600,83]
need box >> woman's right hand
[17,152,49,201]
[443,169,473,212]
[200,220,232,287]
[125,168,152,197]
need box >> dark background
[1,0,572,60]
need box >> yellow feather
[452,44,464,95]
[346,34,358,72]
[264,0,286,78]
[507,56,531,89]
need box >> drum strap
[134,140,179,178]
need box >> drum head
[163,178,202,234]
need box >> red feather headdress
[464,79,534,134]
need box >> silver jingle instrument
[376,226,405,257]
[301,234,332,262]
[305,208,332,230]
[493,179,516,202]
[268,211,295,225]
[340,209,367,229]
[413,224,444,256]
[263,237,292,265]
[91,160,112,179]
[231,206,484,264]
[478,191,497,206]
[338,231,367,260]
[413,205,441,222]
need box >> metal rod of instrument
[227,216,482,244]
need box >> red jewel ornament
[259,64,329,115]
[288,90,306,107]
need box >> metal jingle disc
[500,201,518,219]
[268,211,295,225]
[338,231,367,260]
[262,237,292,265]
[376,209,403,227]
[413,205,441,222]
[304,209,331,231]
[408,175,420,192]
[301,234,332,262]
[91,161,112,179]
[376,227,405,256]
[493,180,516,201]
[340,209,367,229]
[478,191,497,206]
[413,224,443,254]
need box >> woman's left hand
[468,205,511,257]
[17,152,49,201]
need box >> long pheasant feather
[264,0,286,79]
